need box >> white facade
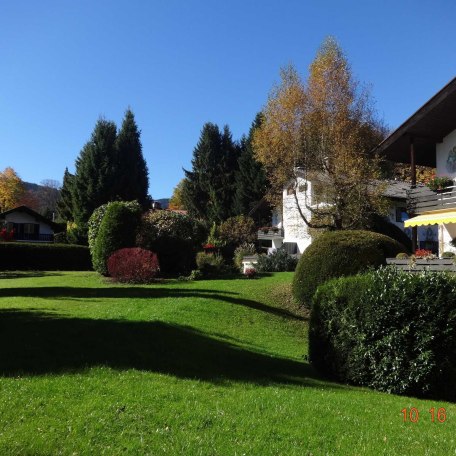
[270,176,438,255]
[3,211,53,235]
[436,128,456,252]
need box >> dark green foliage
[442,251,455,258]
[137,210,205,274]
[233,113,268,217]
[72,119,119,226]
[92,202,141,275]
[182,123,240,224]
[114,110,150,208]
[369,214,412,253]
[218,215,257,246]
[0,243,91,270]
[256,249,298,272]
[310,268,456,400]
[88,201,141,253]
[57,168,75,222]
[292,230,406,307]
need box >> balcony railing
[257,227,284,239]
[407,185,456,214]
[14,233,54,242]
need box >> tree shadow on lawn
[0,271,64,279]
[0,309,323,386]
[0,287,306,321]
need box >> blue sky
[1,1,455,198]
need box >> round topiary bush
[107,248,160,283]
[292,230,406,307]
[92,202,141,275]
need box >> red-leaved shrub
[107,248,160,283]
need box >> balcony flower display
[426,175,454,192]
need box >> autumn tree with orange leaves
[253,37,388,230]
[0,167,25,212]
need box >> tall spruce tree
[72,119,118,226]
[182,123,240,224]
[56,168,75,221]
[233,113,268,216]
[114,109,149,208]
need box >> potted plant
[426,175,454,192]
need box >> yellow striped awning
[404,209,456,227]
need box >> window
[396,207,408,223]
[24,223,38,234]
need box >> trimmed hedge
[292,230,406,307]
[92,202,140,275]
[0,242,91,270]
[310,268,456,401]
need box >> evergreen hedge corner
[310,269,456,401]
[91,202,141,275]
[292,230,406,308]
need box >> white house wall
[436,129,456,178]
[282,177,312,253]
[4,212,53,235]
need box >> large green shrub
[218,216,257,246]
[256,249,297,272]
[88,201,141,252]
[137,210,206,274]
[310,268,456,401]
[0,243,91,270]
[92,202,141,275]
[292,230,405,307]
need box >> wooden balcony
[257,228,284,240]
[407,185,456,214]
[14,233,54,242]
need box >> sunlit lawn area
[0,271,454,455]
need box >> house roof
[0,205,59,230]
[374,76,456,167]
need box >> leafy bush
[310,268,456,401]
[53,232,68,244]
[92,202,141,275]
[107,248,159,283]
[219,216,256,246]
[292,230,406,308]
[442,251,456,258]
[66,221,87,245]
[137,210,205,274]
[88,201,141,252]
[233,242,257,271]
[0,243,91,270]
[196,252,225,276]
[256,249,297,272]
[395,252,408,259]
[244,267,257,279]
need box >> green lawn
[0,271,454,455]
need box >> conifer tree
[56,168,75,221]
[233,113,268,216]
[182,123,239,224]
[72,119,118,226]
[114,109,149,208]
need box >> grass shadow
[0,287,305,321]
[0,309,322,386]
[0,271,64,279]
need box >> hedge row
[310,267,456,401]
[0,243,92,271]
